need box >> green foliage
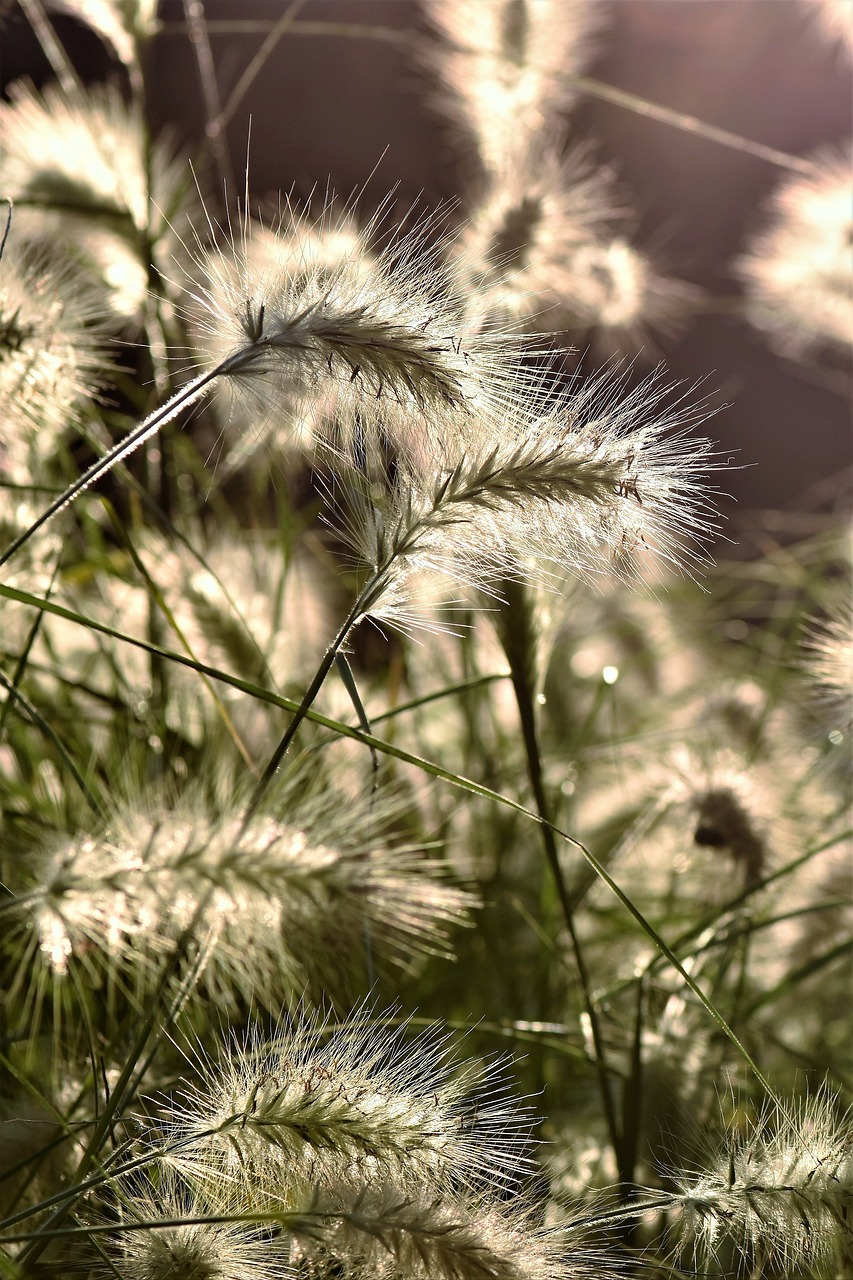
[0,2,850,1277]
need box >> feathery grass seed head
[426,0,603,171]
[183,203,532,470]
[287,1182,614,1279]
[802,595,853,736]
[7,779,475,1017]
[453,147,693,349]
[674,1092,853,1276]
[161,1009,535,1205]
[560,236,695,354]
[0,247,104,478]
[452,146,620,329]
[337,367,721,636]
[736,146,853,358]
[190,212,378,464]
[106,1172,293,1279]
[807,0,853,60]
[0,81,189,236]
[0,81,195,319]
[47,0,162,68]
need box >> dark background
[2,0,851,542]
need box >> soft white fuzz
[9,781,475,1013]
[674,1093,853,1276]
[737,146,853,358]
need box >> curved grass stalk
[571,73,819,176]
[0,586,788,1100]
[157,17,821,177]
[0,367,220,570]
[0,551,59,741]
[0,669,103,817]
[239,599,363,830]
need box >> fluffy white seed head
[0,247,104,480]
[806,0,853,60]
[285,1182,616,1280]
[802,595,853,735]
[452,146,620,326]
[11,201,154,323]
[182,203,534,472]
[665,733,851,1007]
[0,81,187,236]
[9,780,475,1013]
[0,81,195,321]
[189,212,380,467]
[736,146,853,358]
[109,1166,613,1280]
[504,369,721,582]
[426,0,603,172]
[566,660,853,1007]
[560,236,695,354]
[454,145,693,350]
[47,0,162,69]
[666,748,773,889]
[339,366,720,637]
[114,1224,287,1280]
[674,1092,853,1276]
[107,1172,293,1280]
[160,1009,535,1205]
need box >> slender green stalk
[14,917,213,1266]
[495,579,621,1171]
[238,601,363,831]
[0,669,102,817]
[0,556,59,741]
[617,976,645,1237]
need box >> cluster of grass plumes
[1,1010,616,1279]
[425,0,693,351]
[672,1092,853,1277]
[0,2,851,1278]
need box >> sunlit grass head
[736,145,853,359]
[3,765,476,1045]
[0,244,105,477]
[180,191,539,475]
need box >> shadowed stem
[238,596,366,834]
[183,0,234,193]
[237,498,425,830]
[496,578,621,1172]
[14,915,213,1267]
